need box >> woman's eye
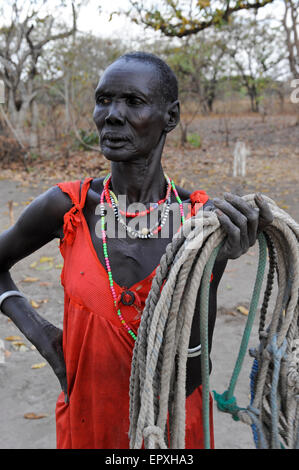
[96,97,111,105]
[127,97,143,106]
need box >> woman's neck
[105,130,171,205]
[110,158,167,206]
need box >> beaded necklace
[111,194,172,238]
[104,172,175,238]
[100,175,185,340]
[103,173,172,217]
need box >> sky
[76,0,148,40]
[0,0,142,38]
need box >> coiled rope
[128,194,299,449]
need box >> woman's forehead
[96,60,161,98]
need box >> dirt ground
[0,113,298,449]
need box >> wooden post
[233,142,250,177]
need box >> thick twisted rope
[128,194,299,449]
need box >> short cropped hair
[115,51,178,104]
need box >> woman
[0,52,273,449]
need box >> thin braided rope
[259,233,277,339]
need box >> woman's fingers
[254,193,274,230]
[214,208,242,260]
[224,193,260,246]
[213,192,273,261]
[214,195,250,251]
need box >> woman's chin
[101,145,138,163]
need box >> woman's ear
[164,100,180,133]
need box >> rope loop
[247,404,260,417]
[143,426,167,449]
[267,335,288,362]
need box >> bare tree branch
[128,0,276,38]
[283,0,299,77]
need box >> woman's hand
[1,292,68,401]
[213,192,273,262]
[37,323,68,401]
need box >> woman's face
[93,59,170,162]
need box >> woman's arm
[0,185,72,397]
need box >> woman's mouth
[102,133,129,148]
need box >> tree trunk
[179,122,188,147]
[278,90,284,113]
[29,99,39,151]
[207,96,214,113]
[249,90,259,112]
[64,70,71,131]
[206,81,216,113]
[8,90,27,144]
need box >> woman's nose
[105,102,125,125]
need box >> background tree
[282,0,299,124]
[168,34,227,113]
[127,0,276,37]
[42,32,125,145]
[0,0,77,147]
[283,0,299,77]
[222,15,285,112]
[166,33,227,144]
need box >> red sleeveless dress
[55,177,214,449]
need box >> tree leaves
[22,277,40,283]
[237,305,249,316]
[5,335,23,341]
[29,256,62,272]
[34,257,54,271]
[5,336,29,351]
[24,412,48,419]
[31,362,47,369]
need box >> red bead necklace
[103,173,172,218]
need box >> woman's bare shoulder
[36,184,74,219]
[13,184,74,241]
